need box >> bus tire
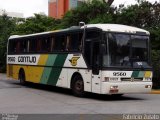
[19,69,26,85]
[71,75,85,97]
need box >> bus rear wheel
[71,75,85,97]
[19,70,26,85]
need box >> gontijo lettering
[18,56,36,63]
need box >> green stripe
[138,71,144,77]
[40,55,57,84]
[47,54,68,86]
[131,71,139,78]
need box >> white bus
[7,24,152,97]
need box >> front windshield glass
[103,33,150,68]
[131,35,148,61]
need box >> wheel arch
[18,67,26,85]
[18,68,25,79]
[70,72,83,88]
[18,67,25,74]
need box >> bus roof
[85,24,150,35]
[9,31,55,39]
[9,24,149,39]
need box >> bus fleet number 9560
[113,72,126,76]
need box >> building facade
[48,0,114,19]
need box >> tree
[14,14,61,35]
[0,14,16,72]
[60,0,115,28]
[0,14,61,72]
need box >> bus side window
[50,36,55,52]
[54,35,66,51]
[9,40,16,54]
[70,33,79,51]
[66,32,82,52]
[16,41,20,53]
[26,40,29,53]
[29,39,36,53]
[36,39,41,52]
[20,40,28,53]
[41,37,51,52]
[66,35,71,51]
[84,30,101,67]
[86,31,101,40]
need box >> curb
[150,90,160,94]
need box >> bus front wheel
[71,75,85,97]
[19,69,26,85]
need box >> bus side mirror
[101,44,106,54]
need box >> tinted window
[108,33,130,66]
[36,39,42,52]
[8,40,16,54]
[41,37,51,52]
[86,31,101,40]
[29,39,36,52]
[66,33,82,52]
[84,30,101,67]
[20,40,28,53]
[131,35,148,61]
[54,35,66,51]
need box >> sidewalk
[151,89,160,94]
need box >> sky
[0,0,159,18]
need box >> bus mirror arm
[79,22,87,55]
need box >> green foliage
[0,14,60,72]
[151,50,160,89]
[60,0,114,27]
[0,14,16,72]
[14,14,61,35]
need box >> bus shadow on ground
[13,82,145,101]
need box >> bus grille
[121,78,143,82]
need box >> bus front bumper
[101,82,152,94]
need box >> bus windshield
[103,33,151,69]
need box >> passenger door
[91,41,101,94]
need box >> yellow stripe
[144,71,151,78]
[29,55,48,83]
[28,55,48,83]
[10,55,49,83]
[38,55,48,65]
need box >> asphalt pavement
[0,73,160,115]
